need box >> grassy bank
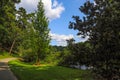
[9,60,93,80]
[0,52,13,59]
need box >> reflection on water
[70,63,93,70]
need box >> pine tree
[33,0,50,64]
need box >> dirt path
[0,58,18,80]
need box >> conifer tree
[33,0,50,64]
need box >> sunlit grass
[9,60,93,80]
[0,51,13,59]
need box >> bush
[19,48,36,62]
[44,51,62,65]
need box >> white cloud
[76,35,89,42]
[16,0,38,12]
[49,33,89,46]
[16,0,65,20]
[42,0,65,20]
[49,32,74,46]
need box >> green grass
[0,52,13,59]
[9,60,93,80]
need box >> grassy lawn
[0,52,13,59]
[9,60,93,80]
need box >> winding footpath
[0,58,17,80]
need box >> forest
[0,0,120,80]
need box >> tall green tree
[69,0,120,79]
[17,9,37,62]
[17,0,50,63]
[9,7,33,54]
[33,0,50,64]
[0,0,21,52]
[18,25,38,62]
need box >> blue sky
[49,0,87,46]
[16,0,88,46]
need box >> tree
[0,0,21,53]
[18,25,38,62]
[33,0,50,64]
[44,45,68,65]
[62,39,91,67]
[17,0,50,64]
[69,0,120,80]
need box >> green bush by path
[9,60,93,80]
[0,52,13,59]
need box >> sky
[16,0,88,46]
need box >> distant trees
[43,45,74,66]
[69,0,120,80]
[60,39,91,67]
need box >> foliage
[0,0,21,53]
[45,51,62,65]
[69,0,120,79]
[18,24,37,62]
[43,45,74,66]
[0,0,50,64]
[0,51,14,59]
[18,0,50,64]
[44,46,66,65]
[16,6,38,62]
[52,45,66,51]
[33,0,50,64]
[60,39,91,67]
[9,60,93,80]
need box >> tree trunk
[35,53,40,65]
[9,39,16,54]
[36,58,40,65]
